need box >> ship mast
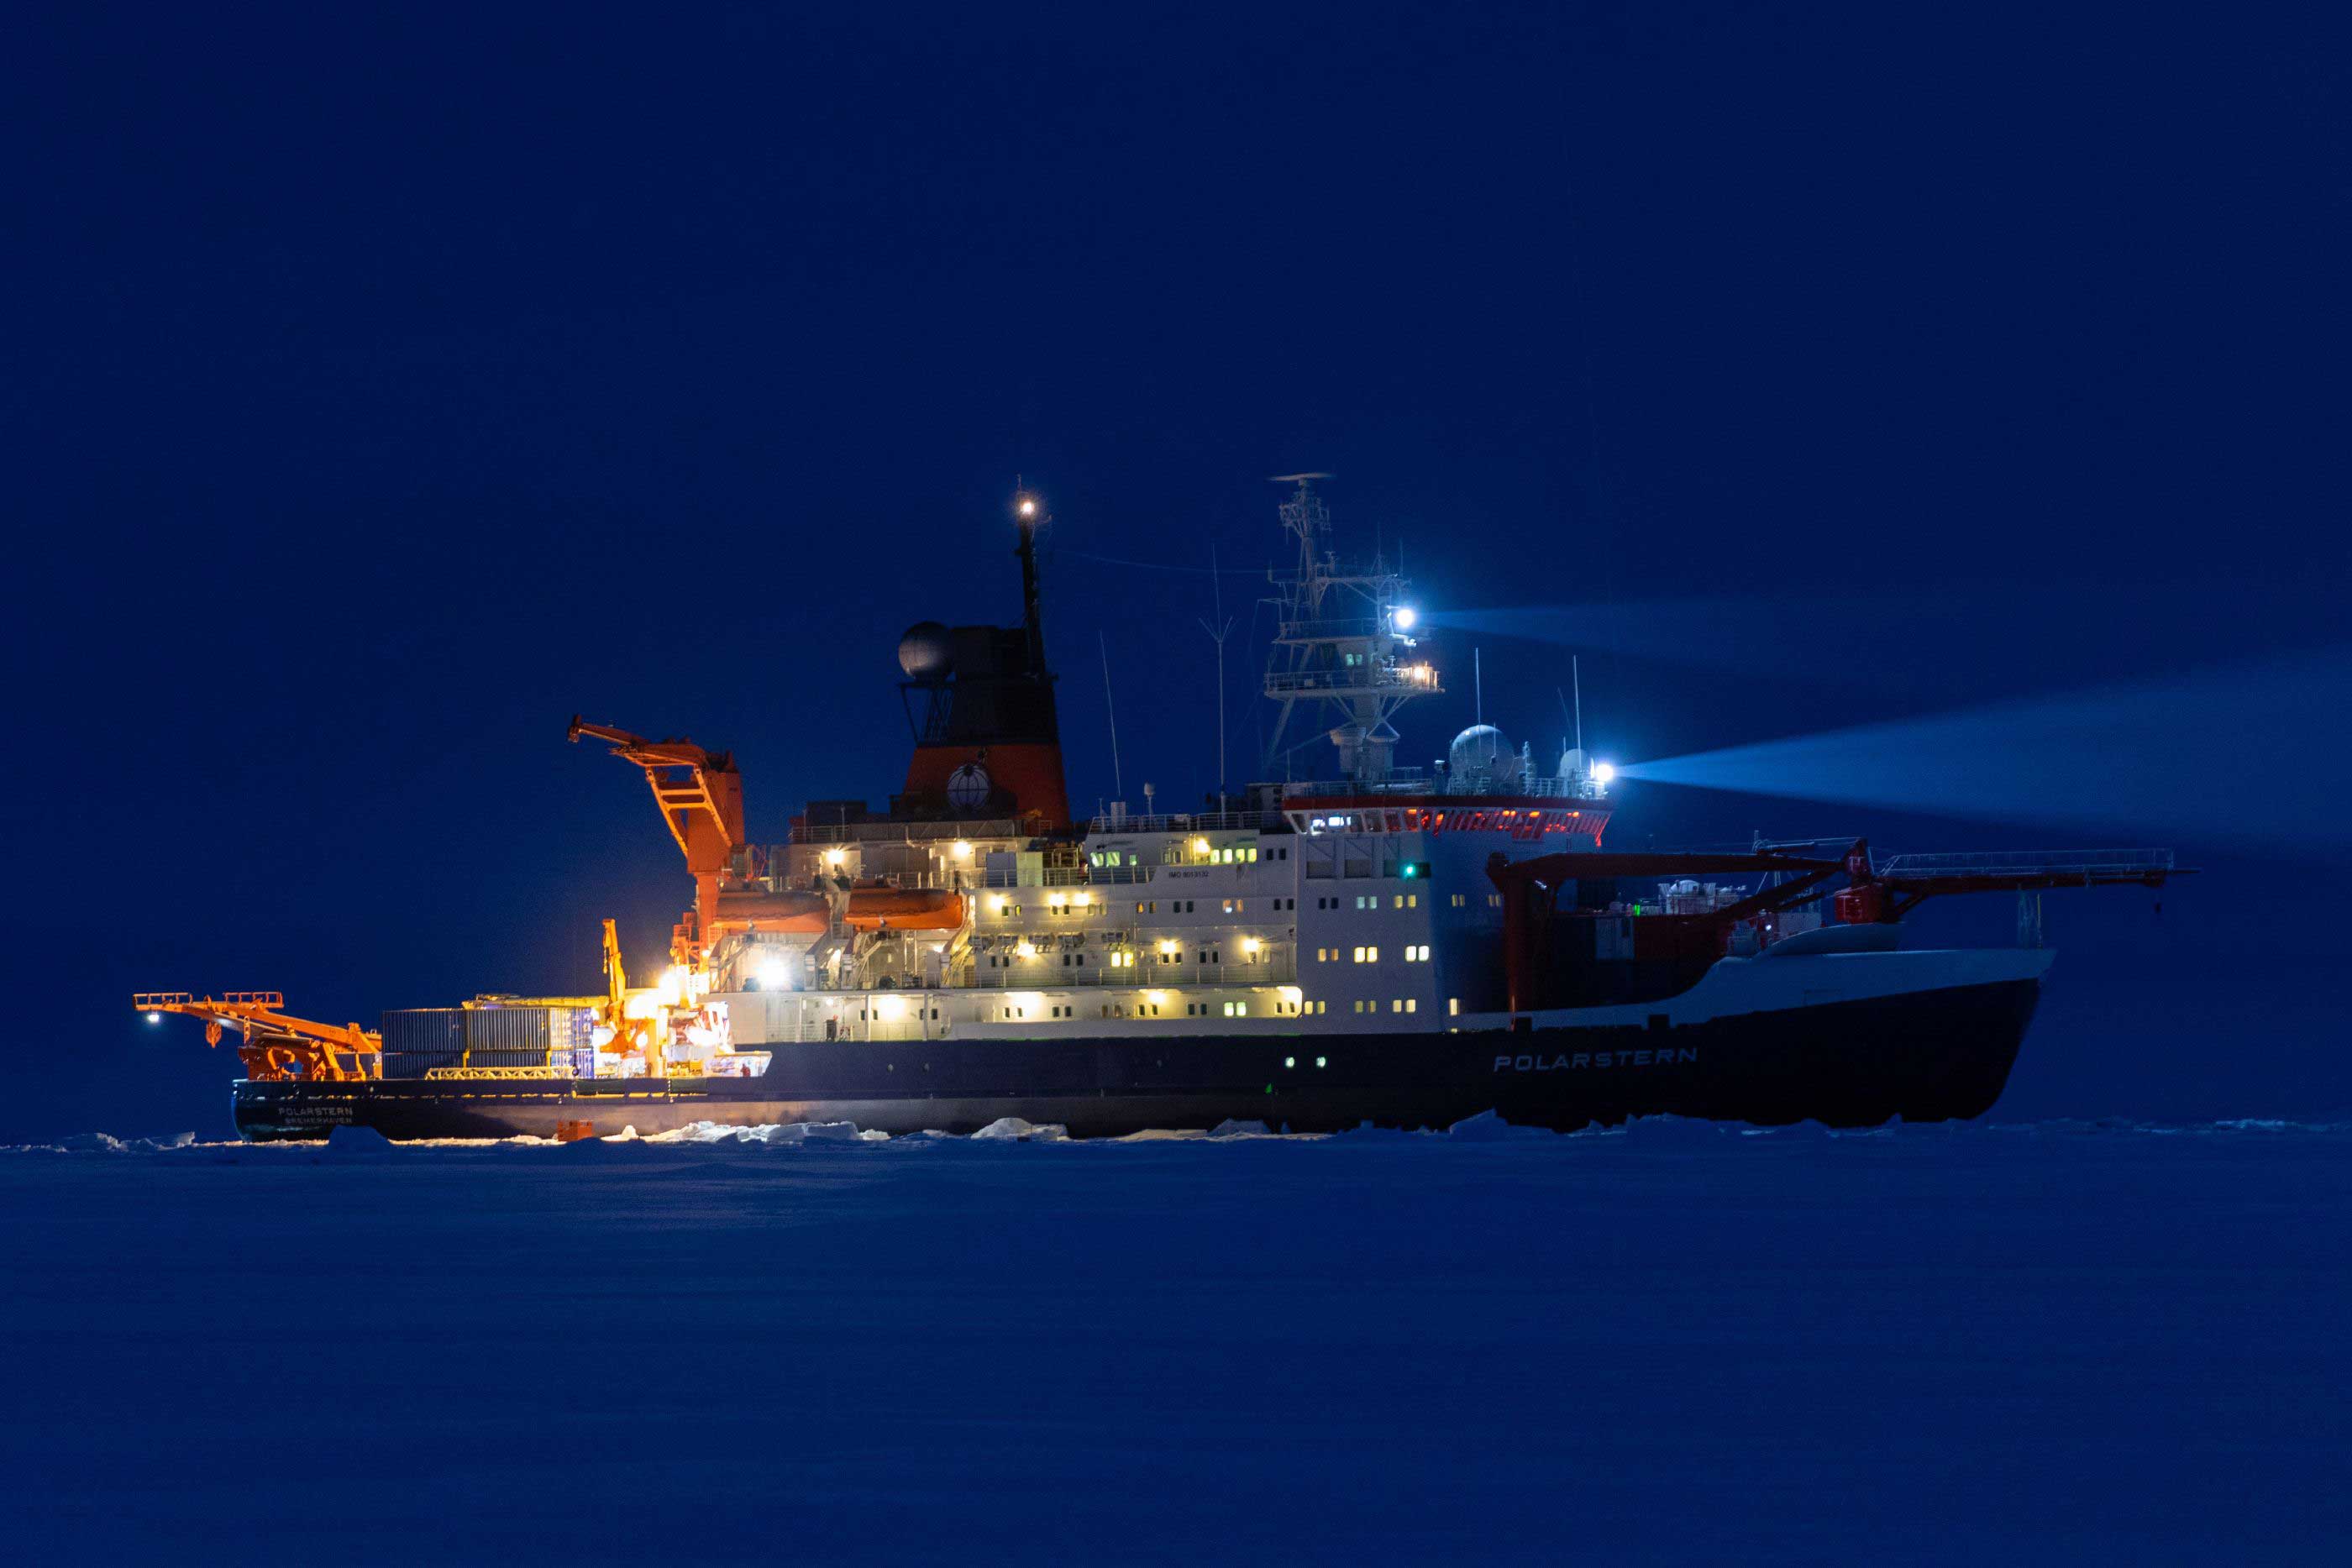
[1260,474,1442,786]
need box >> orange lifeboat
[843,886,966,933]
[708,889,831,936]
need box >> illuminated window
[1451,894,1467,908]
[1448,997,1461,1016]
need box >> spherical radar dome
[1449,724,1516,779]
[897,621,953,679]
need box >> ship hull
[231,974,2039,1141]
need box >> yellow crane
[133,993,381,1082]
[597,918,668,1078]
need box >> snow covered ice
[3,1119,2347,1564]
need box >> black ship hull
[231,976,2039,1141]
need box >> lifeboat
[707,885,967,936]
[709,889,830,935]
[843,886,965,933]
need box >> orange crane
[569,716,744,964]
[133,992,381,1082]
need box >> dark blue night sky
[10,2,2347,1140]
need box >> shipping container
[378,1049,460,1079]
[462,1048,550,1070]
[380,1009,466,1057]
[461,1005,552,1057]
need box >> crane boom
[133,992,381,1082]
[568,716,746,946]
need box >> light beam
[1620,648,2352,852]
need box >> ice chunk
[1614,1114,1727,1147]
[1207,1119,1273,1139]
[324,1125,396,1155]
[971,1117,1068,1142]
[1446,1109,1550,1141]
[746,1121,884,1145]
[632,1120,889,1146]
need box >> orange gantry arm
[568,716,746,924]
[133,993,381,1082]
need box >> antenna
[1573,654,1583,756]
[1198,542,1235,802]
[1474,648,1483,724]
[1098,629,1123,799]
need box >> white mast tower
[1260,475,1443,787]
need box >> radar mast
[1260,475,1441,785]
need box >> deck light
[145,1011,161,1025]
[1391,606,1418,631]
[759,958,790,989]
[951,840,973,858]
[824,847,847,868]
[1593,762,1616,785]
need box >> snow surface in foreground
[3,1118,2347,1565]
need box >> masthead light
[1017,496,1038,518]
[145,1011,161,1025]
